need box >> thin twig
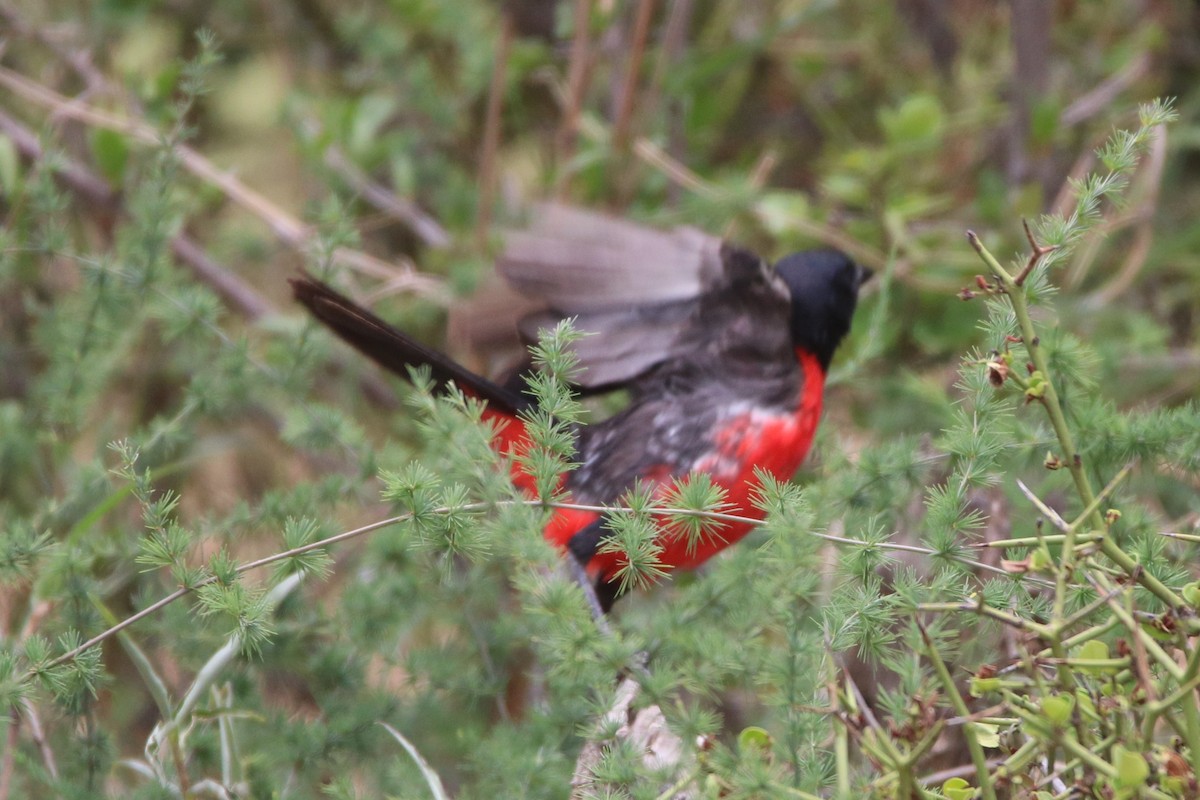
[0,106,400,405]
[1067,462,1134,532]
[1060,54,1151,128]
[322,144,450,249]
[4,12,450,259]
[747,149,779,189]
[611,0,655,153]
[1014,480,1070,532]
[789,219,891,273]
[0,102,274,319]
[1083,125,1168,307]
[0,3,108,93]
[0,66,447,301]
[0,711,15,800]
[967,230,1185,613]
[1013,219,1057,286]
[475,12,513,249]
[1007,0,1051,188]
[841,666,883,733]
[540,499,1015,578]
[919,759,1004,787]
[1086,573,1184,682]
[919,623,997,800]
[41,511,403,672]
[630,135,718,197]
[43,587,192,673]
[1159,531,1200,543]
[651,0,694,206]
[36,484,1023,677]
[168,236,276,321]
[556,0,595,191]
[723,149,778,239]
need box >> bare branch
[0,66,448,302]
[476,12,514,248]
[611,0,655,153]
[556,0,595,190]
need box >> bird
[291,204,869,611]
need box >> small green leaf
[1113,745,1149,790]
[879,93,945,145]
[150,63,183,103]
[969,721,1000,749]
[89,128,130,185]
[1077,640,1116,675]
[349,93,400,157]
[1040,693,1074,727]
[1030,97,1061,147]
[753,191,809,237]
[738,726,772,753]
[822,172,869,206]
[1028,546,1054,571]
[942,777,973,800]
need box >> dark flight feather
[290,276,531,415]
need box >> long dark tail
[290,276,530,416]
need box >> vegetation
[1,2,1199,798]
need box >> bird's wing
[497,204,726,312]
[495,204,786,389]
[515,299,697,389]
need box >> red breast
[499,348,826,581]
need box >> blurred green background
[1,1,1199,797]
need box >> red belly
[542,348,826,582]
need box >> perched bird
[292,205,869,611]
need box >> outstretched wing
[498,204,726,310]
[494,204,787,389]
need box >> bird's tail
[290,275,531,417]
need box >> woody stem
[965,231,1184,616]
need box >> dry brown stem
[0,66,448,302]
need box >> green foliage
[1,2,1199,799]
